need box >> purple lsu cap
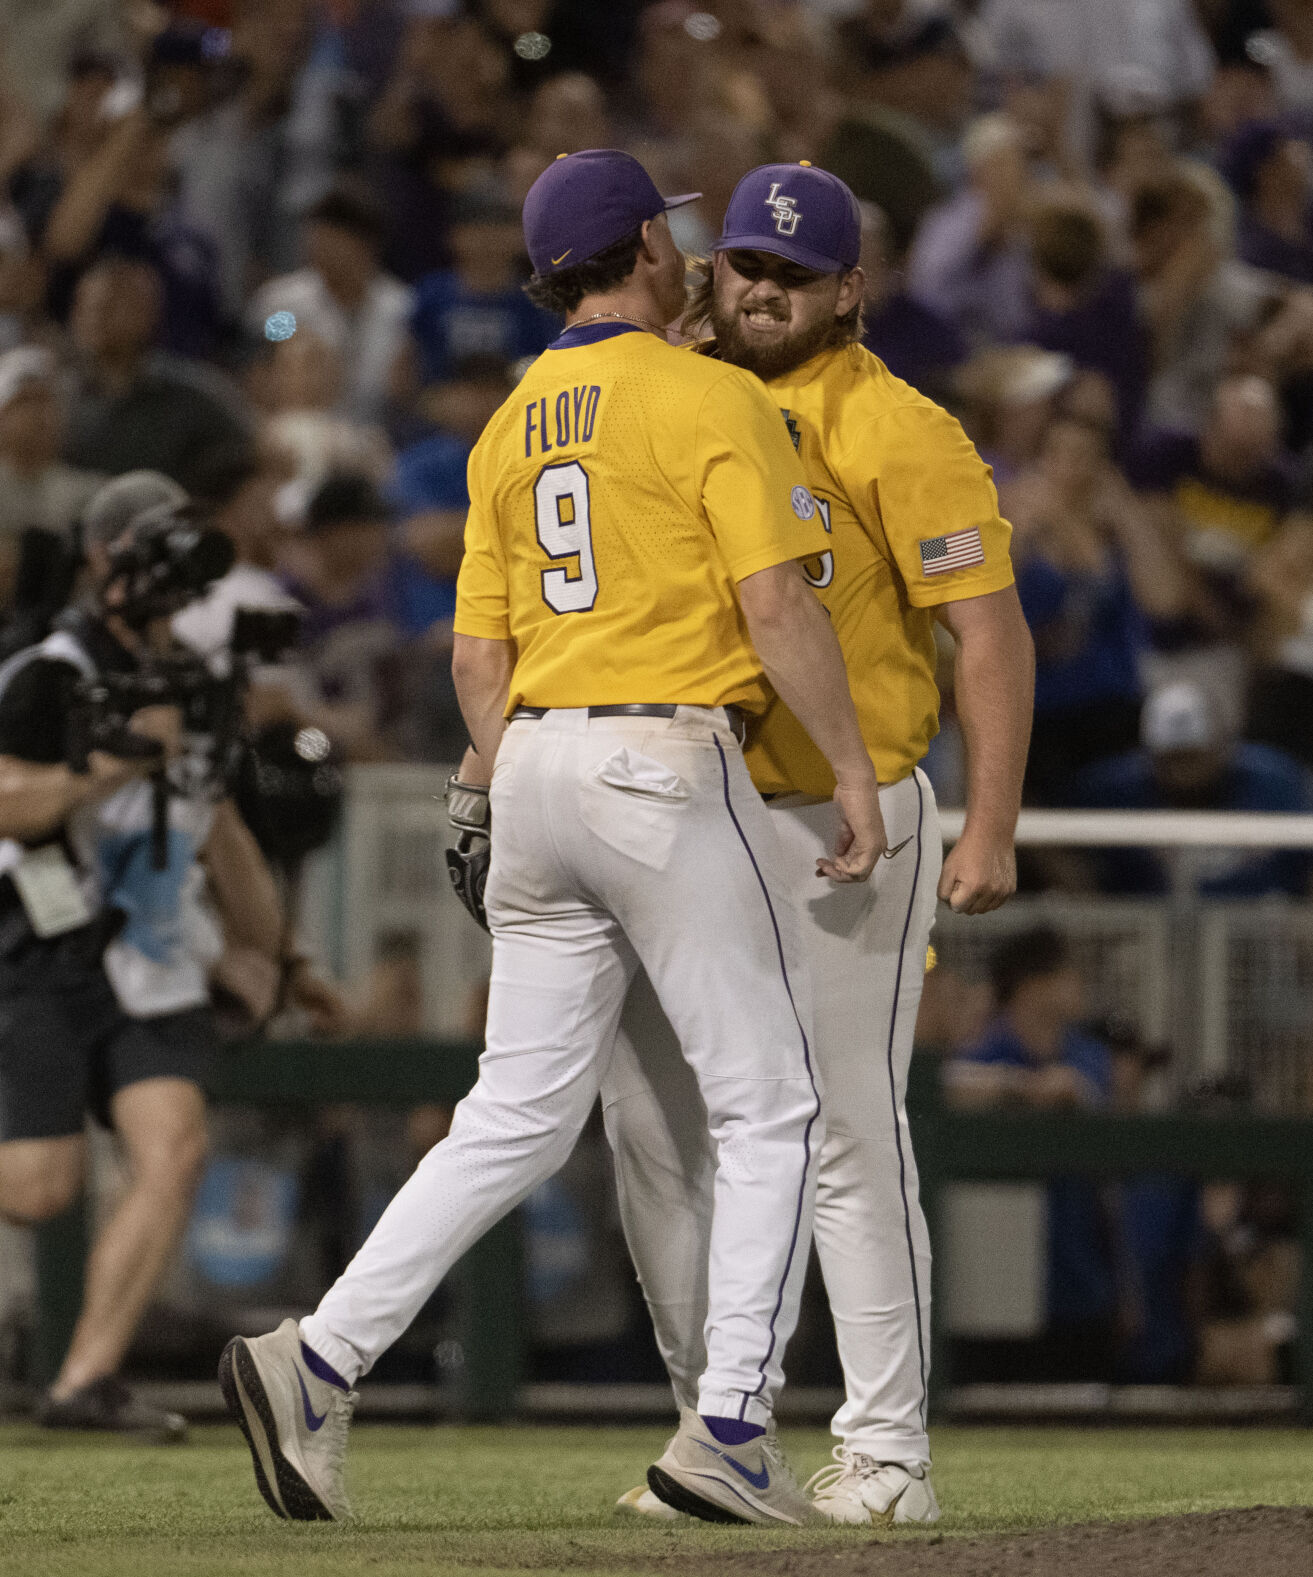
[522,149,700,276]
[714,161,861,274]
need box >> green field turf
[0,1422,1309,1577]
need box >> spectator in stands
[833,2,975,169]
[410,194,555,389]
[1220,119,1313,284]
[1073,680,1312,897]
[366,7,511,283]
[62,257,250,492]
[1129,164,1275,433]
[0,210,46,355]
[946,926,1120,1382]
[255,329,393,495]
[858,201,966,401]
[38,82,224,357]
[7,50,118,246]
[0,345,102,556]
[1008,412,1191,802]
[1129,375,1297,622]
[391,352,513,639]
[170,0,359,318]
[172,446,301,671]
[504,71,613,202]
[1023,193,1150,447]
[1246,511,1313,769]
[978,0,1215,167]
[954,344,1073,481]
[907,113,1034,344]
[278,472,406,761]
[248,187,416,428]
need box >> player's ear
[638,213,669,266]
[836,266,865,318]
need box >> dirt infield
[662,1507,1313,1577]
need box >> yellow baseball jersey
[746,343,1016,794]
[455,324,829,715]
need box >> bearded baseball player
[220,150,887,1526]
[605,163,1035,1526]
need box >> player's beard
[707,298,838,382]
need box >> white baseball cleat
[615,1484,683,1520]
[805,1446,941,1525]
[646,1408,818,1525]
[218,1318,357,1521]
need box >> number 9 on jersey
[536,461,598,614]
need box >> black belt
[511,703,746,742]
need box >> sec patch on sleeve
[919,525,985,575]
[791,485,817,520]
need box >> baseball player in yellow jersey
[605,163,1035,1526]
[220,150,887,1527]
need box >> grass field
[0,1422,1310,1577]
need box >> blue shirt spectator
[1073,680,1312,896]
[388,428,467,635]
[410,202,557,386]
[953,928,1117,1334]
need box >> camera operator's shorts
[0,972,218,1142]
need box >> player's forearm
[943,589,1034,840]
[452,634,514,772]
[738,563,874,787]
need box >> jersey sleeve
[855,402,1015,608]
[453,443,511,641]
[695,368,831,580]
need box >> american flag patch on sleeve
[919,526,986,575]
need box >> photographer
[0,478,281,1440]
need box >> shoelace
[319,1389,358,1485]
[760,1424,807,1493]
[804,1444,879,1497]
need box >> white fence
[306,770,1313,1110]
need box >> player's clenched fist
[820,774,886,882]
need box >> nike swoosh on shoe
[694,1438,770,1490]
[296,1370,327,1431]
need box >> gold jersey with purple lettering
[456,325,828,715]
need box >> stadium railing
[25,800,1313,1422]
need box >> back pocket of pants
[578,747,689,870]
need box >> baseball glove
[444,774,491,931]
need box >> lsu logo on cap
[765,182,801,236]
[791,485,816,520]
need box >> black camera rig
[66,607,303,869]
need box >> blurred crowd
[0,0,1311,897]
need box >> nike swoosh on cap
[551,249,573,265]
[694,1437,770,1490]
[296,1368,327,1431]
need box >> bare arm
[0,725,175,842]
[737,560,884,880]
[451,633,514,784]
[0,758,100,841]
[201,798,283,958]
[935,585,1034,914]
[43,112,153,263]
[1098,469,1192,622]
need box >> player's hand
[938,828,1016,914]
[820,774,886,882]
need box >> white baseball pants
[602,770,941,1464]
[302,706,822,1426]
